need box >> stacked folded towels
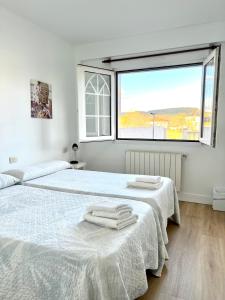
[127,175,162,190]
[84,202,138,230]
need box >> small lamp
[70,143,79,164]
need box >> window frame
[77,65,115,142]
[116,62,204,142]
[199,48,220,147]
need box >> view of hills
[148,107,200,115]
[118,107,209,140]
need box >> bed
[0,184,167,300]
[24,168,180,244]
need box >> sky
[119,65,203,112]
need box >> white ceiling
[1,0,225,45]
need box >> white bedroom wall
[0,7,76,171]
[74,21,225,204]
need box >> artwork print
[30,80,52,119]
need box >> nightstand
[70,162,87,170]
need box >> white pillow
[0,174,20,189]
[3,160,71,182]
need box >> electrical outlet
[9,157,18,164]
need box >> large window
[116,48,220,145]
[77,48,220,146]
[117,64,203,141]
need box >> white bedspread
[25,169,181,244]
[0,185,167,300]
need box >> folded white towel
[87,201,132,214]
[92,209,132,220]
[136,175,161,184]
[127,181,162,190]
[84,213,138,230]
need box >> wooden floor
[138,202,225,300]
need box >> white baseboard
[178,192,212,205]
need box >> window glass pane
[85,71,93,83]
[202,59,215,142]
[98,75,105,93]
[99,116,111,136]
[86,117,98,137]
[103,74,110,87]
[99,74,110,95]
[99,95,110,115]
[85,72,97,93]
[85,82,95,93]
[117,65,202,141]
[85,94,97,115]
[103,85,110,96]
[103,74,110,95]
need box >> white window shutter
[77,65,115,142]
[200,47,220,147]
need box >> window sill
[79,138,115,143]
[116,138,200,143]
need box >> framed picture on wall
[30,80,53,119]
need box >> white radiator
[125,150,182,192]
